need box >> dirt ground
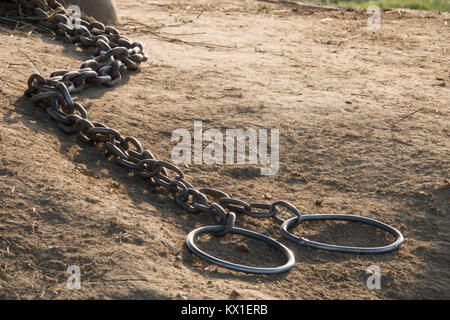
[0,0,449,300]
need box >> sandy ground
[0,0,449,300]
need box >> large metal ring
[281,214,404,253]
[186,226,295,274]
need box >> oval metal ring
[281,214,404,254]
[186,226,295,274]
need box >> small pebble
[230,290,240,297]
[315,199,324,206]
[237,243,251,253]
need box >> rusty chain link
[3,0,404,274]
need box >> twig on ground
[389,108,425,127]
[0,63,9,76]
[164,9,205,28]
[0,17,54,34]
[163,32,207,36]
[147,32,236,49]
[256,0,340,11]
[18,48,42,74]
[126,19,234,50]
[143,2,172,7]
[125,19,206,36]
[387,107,425,149]
[339,34,361,44]
[269,9,292,13]
[125,19,159,31]
[0,76,26,90]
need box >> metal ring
[186,226,295,274]
[281,214,404,253]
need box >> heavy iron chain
[4,0,404,274]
